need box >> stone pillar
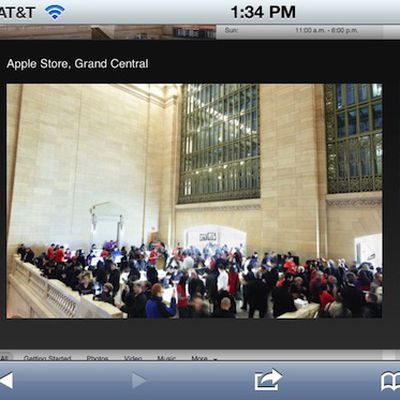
[6,84,23,234]
[259,84,327,261]
[159,86,181,248]
[142,88,170,244]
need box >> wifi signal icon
[45,4,65,20]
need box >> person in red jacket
[100,247,109,258]
[55,245,65,264]
[47,243,55,261]
[173,242,184,262]
[319,284,334,311]
[177,274,189,318]
[209,256,216,271]
[228,266,240,297]
[149,249,158,266]
[283,257,297,274]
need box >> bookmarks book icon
[381,371,400,391]
[45,5,65,20]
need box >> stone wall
[165,84,382,264]
[7,83,382,266]
[7,84,167,257]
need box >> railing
[0,25,92,39]
[278,303,320,319]
[7,255,123,319]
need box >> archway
[354,233,382,269]
[90,202,125,248]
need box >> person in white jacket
[217,265,229,292]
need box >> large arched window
[179,84,260,204]
[325,83,382,194]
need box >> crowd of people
[16,241,383,319]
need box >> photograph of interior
[0,25,216,40]
[6,83,383,319]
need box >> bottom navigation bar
[0,361,399,399]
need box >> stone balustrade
[7,255,123,319]
[278,302,320,319]
[0,25,92,39]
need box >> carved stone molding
[111,84,177,108]
[326,193,382,208]
[176,202,261,213]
